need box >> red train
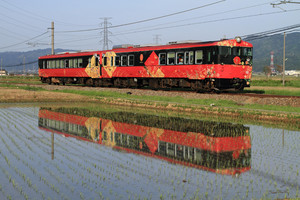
[38,37,253,91]
[39,107,251,175]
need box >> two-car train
[38,37,253,91]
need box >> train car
[38,37,252,91]
[39,107,251,175]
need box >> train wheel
[46,78,51,85]
[86,78,94,86]
[235,84,244,91]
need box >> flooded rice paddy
[0,105,299,200]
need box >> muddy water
[0,106,299,200]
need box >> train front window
[232,47,242,56]
[219,47,231,56]
[243,48,252,56]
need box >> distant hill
[0,48,75,73]
[248,32,300,72]
[1,33,300,73]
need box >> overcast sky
[0,0,300,52]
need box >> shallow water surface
[0,106,299,200]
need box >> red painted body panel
[39,68,89,78]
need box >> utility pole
[100,18,112,50]
[1,58,2,79]
[51,21,54,55]
[23,56,25,76]
[282,32,286,86]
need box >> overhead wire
[242,23,300,40]
[112,1,276,35]
[0,31,49,50]
[56,0,225,33]
[111,8,300,37]
[2,60,38,68]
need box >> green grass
[0,84,46,91]
[251,74,300,87]
[55,89,300,114]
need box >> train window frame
[176,52,184,65]
[128,54,134,66]
[43,60,46,69]
[78,58,83,68]
[121,55,127,66]
[54,60,59,68]
[65,59,69,68]
[110,56,114,66]
[243,47,252,56]
[195,50,203,64]
[167,52,175,65]
[159,53,166,65]
[232,47,242,56]
[189,51,194,64]
[69,59,74,68]
[74,59,78,68]
[184,52,189,64]
[115,56,120,66]
[103,57,107,66]
[88,57,91,68]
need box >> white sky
[0,0,300,52]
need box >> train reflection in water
[38,107,251,175]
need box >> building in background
[0,69,8,76]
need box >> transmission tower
[100,18,112,50]
[153,34,162,44]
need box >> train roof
[39,37,252,59]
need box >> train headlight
[235,36,242,43]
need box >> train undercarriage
[41,77,249,92]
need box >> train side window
[115,56,120,66]
[60,60,64,68]
[159,53,166,65]
[184,52,189,64]
[56,60,60,68]
[74,59,78,68]
[128,55,134,66]
[110,57,114,66]
[43,60,46,69]
[195,50,203,64]
[176,52,184,65]
[103,57,107,66]
[167,52,175,65]
[121,55,127,66]
[88,57,91,68]
[78,58,83,68]
[69,59,73,68]
[65,60,69,68]
[50,60,55,69]
[189,51,194,64]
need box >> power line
[242,23,300,40]
[111,8,300,37]
[3,60,37,68]
[56,0,225,33]
[0,31,49,50]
